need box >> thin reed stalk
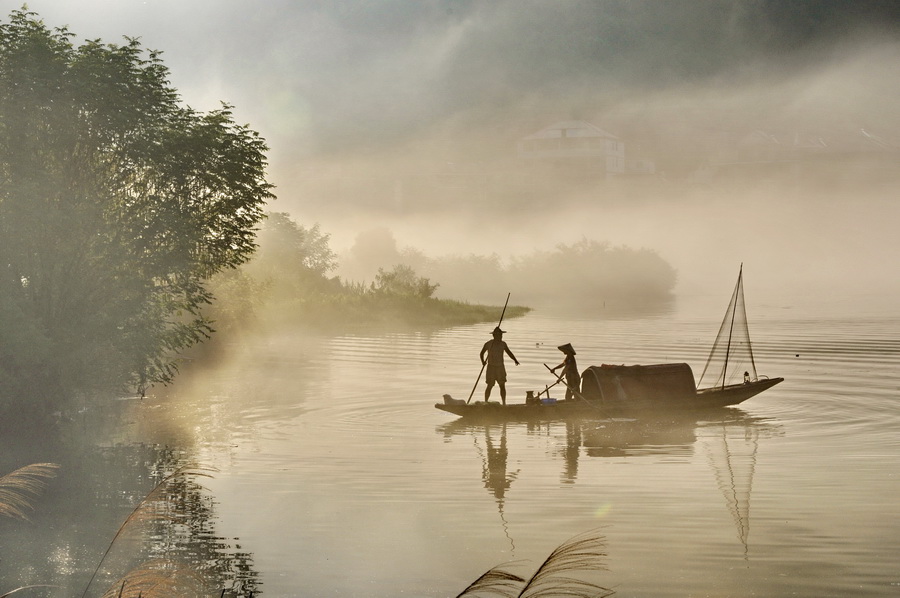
[1,585,62,597]
[79,465,214,598]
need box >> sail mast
[742,266,758,380]
[699,264,753,390]
[722,264,742,389]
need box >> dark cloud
[263,0,900,152]
[3,1,898,157]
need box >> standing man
[550,343,580,401]
[480,326,520,405]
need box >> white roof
[523,120,619,141]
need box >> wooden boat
[436,266,783,421]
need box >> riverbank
[265,294,531,332]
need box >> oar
[542,363,604,413]
[541,379,562,398]
[467,293,511,404]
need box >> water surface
[3,292,899,597]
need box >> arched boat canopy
[581,363,697,403]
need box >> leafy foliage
[250,212,337,277]
[373,264,439,298]
[0,9,272,405]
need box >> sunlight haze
[6,0,898,302]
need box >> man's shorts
[486,364,507,384]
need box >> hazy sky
[4,1,900,299]
[6,1,898,156]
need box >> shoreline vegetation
[203,211,673,342]
[259,294,533,333]
[0,10,271,412]
[203,213,534,337]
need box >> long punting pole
[466,293,511,404]
[722,264,743,389]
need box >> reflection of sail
[438,413,777,558]
[703,421,759,553]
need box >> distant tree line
[204,212,523,335]
[205,213,675,340]
[0,10,272,412]
[339,228,677,311]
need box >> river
[2,289,899,597]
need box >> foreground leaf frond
[519,529,614,598]
[0,463,60,520]
[456,565,526,598]
[98,559,205,598]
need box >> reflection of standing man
[483,425,517,501]
[480,327,520,404]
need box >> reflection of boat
[438,409,780,550]
[436,266,783,421]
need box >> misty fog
[5,0,897,310]
[290,31,900,305]
[4,4,900,597]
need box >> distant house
[626,154,656,175]
[518,120,626,176]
